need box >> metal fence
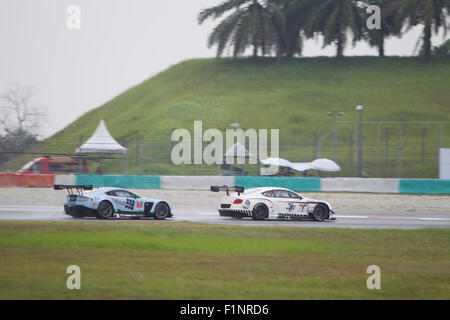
[312,121,449,178]
[20,121,450,178]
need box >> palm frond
[208,9,245,57]
[198,0,249,24]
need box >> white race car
[211,185,335,221]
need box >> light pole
[327,111,344,162]
[356,105,363,177]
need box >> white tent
[288,162,312,172]
[260,157,340,174]
[224,142,255,159]
[259,157,292,168]
[308,158,341,172]
[76,120,128,154]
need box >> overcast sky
[0,0,447,138]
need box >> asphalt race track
[0,204,449,229]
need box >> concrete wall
[54,174,76,185]
[439,148,450,179]
[160,175,233,190]
[321,178,399,193]
[399,179,450,194]
[235,176,321,192]
[76,175,160,189]
[44,175,450,194]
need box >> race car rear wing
[210,185,244,196]
[54,184,93,195]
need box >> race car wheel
[65,206,83,218]
[154,202,170,220]
[97,201,114,219]
[252,204,268,220]
[64,205,71,215]
[70,211,85,219]
[312,204,329,221]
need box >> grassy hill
[6,57,450,178]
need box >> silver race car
[55,185,173,220]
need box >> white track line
[335,215,368,219]
[336,215,450,221]
[179,212,450,222]
[0,206,449,222]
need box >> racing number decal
[125,199,135,210]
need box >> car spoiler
[54,184,93,195]
[210,185,244,196]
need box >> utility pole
[349,129,353,167]
[398,124,403,178]
[385,128,389,165]
[313,130,318,158]
[376,122,381,178]
[327,111,344,162]
[138,134,143,176]
[356,105,363,177]
[78,135,83,174]
[421,128,426,163]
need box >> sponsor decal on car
[287,203,296,212]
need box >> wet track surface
[0,204,449,229]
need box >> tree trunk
[336,29,344,58]
[298,33,303,57]
[336,38,344,58]
[253,44,258,58]
[423,22,432,60]
[378,33,385,57]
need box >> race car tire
[64,205,71,215]
[154,202,170,220]
[252,203,268,220]
[64,205,83,218]
[70,211,85,219]
[97,201,114,219]
[311,204,329,221]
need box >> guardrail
[399,179,450,194]
[72,175,450,194]
[2,173,449,194]
[76,175,160,189]
[0,173,55,187]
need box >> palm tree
[388,0,449,60]
[363,0,398,57]
[272,0,315,58]
[198,0,285,58]
[302,0,368,58]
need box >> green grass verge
[0,221,448,299]
[5,57,450,177]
